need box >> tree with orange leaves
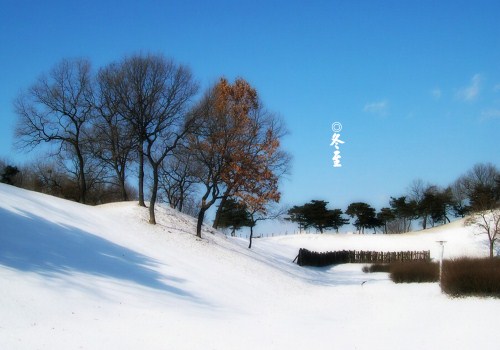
[189,77,290,238]
[212,93,290,230]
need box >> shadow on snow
[0,206,202,303]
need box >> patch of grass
[441,257,500,298]
[389,261,439,283]
[362,263,391,273]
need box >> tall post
[436,241,446,289]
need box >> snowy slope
[1,183,499,350]
[260,217,489,262]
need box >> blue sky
[1,0,499,232]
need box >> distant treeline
[286,163,499,234]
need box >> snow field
[1,183,499,349]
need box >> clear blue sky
[1,0,499,231]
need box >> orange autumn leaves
[208,77,282,215]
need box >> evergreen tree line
[4,54,291,239]
[285,163,500,234]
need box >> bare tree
[141,60,198,224]
[450,178,471,217]
[465,163,498,189]
[14,58,94,203]
[466,210,500,258]
[407,179,430,229]
[454,163,499,211]
[159,145,200,213]
[91,65,137,201]
[59,145,108,203]
[408,179,428,202]
[386,218,406,234]
[101,56,149,207]
[24,158,79,200]
[246,204,288,249]
[102,54,198,223]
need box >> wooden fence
[294,248,431,267]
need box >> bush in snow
[441,257,500,298]
[362,263,391,273]
[389,261,439,283]
[363,261,438,283]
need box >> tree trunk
[407,219,412,233]
[178,186,184,212]
[196,206,207,238]
[248,225,254,249]
[148,166,159,224]
[110,131,129,202]
[196,184,218,238]
[213,191,229,229]
[116,165,128,201]
[138,144,146,207]
[120,180,129,201]
[76,147,87,204]
[490,241,494,259]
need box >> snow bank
[1,183,499,350]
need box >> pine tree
[217,198,251,237]
[0,165,19,185]
[377,207,395,234]
[287,200,348,233]
[346,202,378,234]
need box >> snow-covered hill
[1,183,499,349]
